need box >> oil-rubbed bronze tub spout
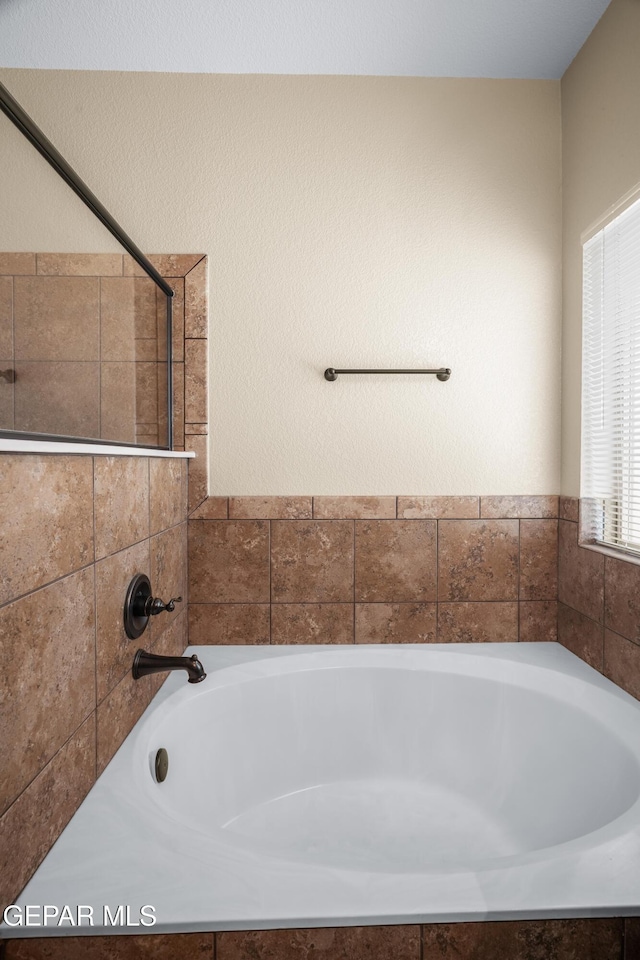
[132,649,206,684]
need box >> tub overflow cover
[155,748,169,783]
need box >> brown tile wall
[0,453,189,912]
[187,496,560,645]
[0,253,210,926]
[5,917,636,959]
[187,490,640,717]
[557,495,640,704]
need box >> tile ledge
[0,439,194,458]
[579,538,640,568]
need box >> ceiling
[0,0,611,79]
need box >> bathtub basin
[7,643,640,936]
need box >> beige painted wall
[561,0,640,496]
[0,70,561,494]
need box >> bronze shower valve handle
[148,595,183,615]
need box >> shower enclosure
[0,81,174,449]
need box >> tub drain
[155,748,169,783]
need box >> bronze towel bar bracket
[324,368,451,382]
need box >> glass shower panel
[0,102,171,447]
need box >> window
[581,192,640,555]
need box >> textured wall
[0,70,562,496]
[561,0,640,495]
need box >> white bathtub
[7,643,640,937]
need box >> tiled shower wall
[0,454,189,911]
[186,495,560,646]
[0,253,207,919]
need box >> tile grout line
[92,455,99,778]
[517,518,521,641]
[181,304,187,446]
[92,561,98,780]
[557,511,562,646]
[185,462,191,648]
[435,519,440,640]
[0,709,95,825]
[98,277,102,438]
[602,543,607,672]
[189,598,528,605]
[608,629,640,654]
[183,254,207,276]
[11,274,15,429]
[353,519,356,643]
[269,519,273,644]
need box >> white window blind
[582,194,640,555]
